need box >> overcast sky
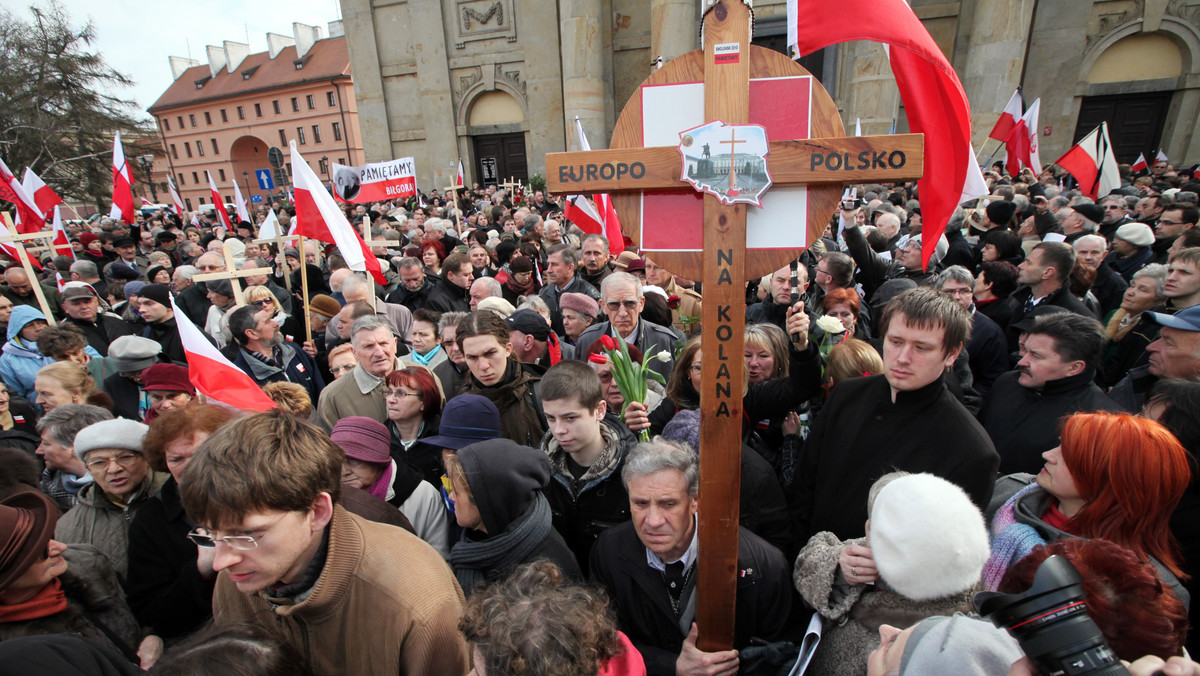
[13,0,344,119]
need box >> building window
[196,141,204,157]
[338,157,344,165]
[254,103,263,117]
[178,173,185,186]
[291,97,300,112]
[312,125,322,144]
[161,118,170,132]
[318,158,328,175]
[192,171,199,183]
[211,139,219,154]
[198,196,205,205]
[237,105,245,120]
[204,111,212,125]
[184,143,193,158]
[170,144,178,160]
[189,114,197,127]
[185,198,192,210]
[297,127,306,145]
[306,94,315,110]
[218,169,226,181]
[219,109,228,123]
[285,162,292,177]
[279,129,287,146]
[272,100,281,115]
[332,122,342,141]
[177,115,184,128]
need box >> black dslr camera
[973,555,1129,675]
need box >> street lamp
[137,154,158,202]
[242,171,253,214]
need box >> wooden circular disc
[610,45,845,282]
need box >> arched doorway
[229,135,275,207]
[467,91,527,187]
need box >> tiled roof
[148,38,351,113]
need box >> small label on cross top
[713,43,740,64]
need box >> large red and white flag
[206,171,233,230]
[110,132,135,225]
[20,168,62,215]
[988,89,1023,142]
[170,295,277,411]
[1055,122,1121,200]
[563,195,604,234]
[572,118,625,256]
[789,0,986,268]
[455,159,465,189]
[0,158,44,234]
[167,176,185,220]
[1003,98,1042,177]
[232,180,251,224]
[290,142,385,284]
[51,206,74,259]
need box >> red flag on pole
[455,159,465,189]
[988,89,1023,142]
[1131,153,1149,174]
[1054,123,1121,200]
[789,0,986,268]
[20,168,62,215]
[563,195,604,235]
[572,118,625,256]
[1004,99,1042,177]
[51,206,74,260]
[0,159,45,234]
[206,171,233,230]
[110,132,135,225]
[290,142,386,284]
[170,295,277,411]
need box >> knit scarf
[449,492,552,594]
[0,579,68,622]
[367,460,396,501]
[505,274,534,298]
[983,483,1046,590]
[410,344,443,367]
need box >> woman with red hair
[985,412,1191,605]
[421,241,447,276]
[822,287,867,339]
[384,366,445,492]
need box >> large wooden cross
[545,0,923,650]
[192,243,273,307]
[0,214,60,324]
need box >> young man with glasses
[180,410,467,674]
[1154,204,1198,264]
[574,271,683,381]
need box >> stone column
[651,0,698,64]
[840,42,900,137]
[560,0,611,149]
[519,0,567,176]
[338,0,392,163]
[408,1,459,190]
[961,0,1037,147]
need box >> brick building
[148,22,364,214]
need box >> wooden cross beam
[192,242,272,306]
[541,0,923,650]
[0,216,59,325]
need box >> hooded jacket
[461,358,547,447]
[450,439,580,592]
[0,305,53,401]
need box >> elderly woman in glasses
[54,418,168,582]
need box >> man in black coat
[538,244,600,336]
[1006,241,1091,353]
[590,439,794,676]
[424,252,473,313]
[60,285,136,356]
[980,311,1121,475]
[791,288,1000,544]
[385,257,436,311]
[1074,234,1128,318]
[934,266,1008,398]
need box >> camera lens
[973,556,1129,675]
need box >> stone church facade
[339,0,1200,190]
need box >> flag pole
[298,234,313,344]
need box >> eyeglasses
[330,363,357,375]
[1104,205,1123,210]
[689,364,703,374]
[251,298,275,308]
[385,389,421,399]
[605,299,640,313]
[187,528,264,551]
[84,452,142,474]
[1159,219,1186,226]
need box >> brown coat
[213,506,467,676]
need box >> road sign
[268,147,284,169]
[256,169,275,191]
[251,195,264,203]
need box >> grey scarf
[449,492,552,594]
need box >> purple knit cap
[331,416,391,464]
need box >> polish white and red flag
[1055,122,1121,200]
[789,0,987,269]
[170,294,277,411]
[51,206,74,259]
[1157,149,1169,163]
[140,197,153,207]
[0,158,44,234]
[20,168,62,215]
[167,176,185,220]
[289,141,385,284]
[1004,98,1042,177]
[1131,153,1149,174]
[988,89,1023,142]
[55,273,66,293]
[567,117,624,255]
[110,132,135,225]
[206,171,233,230]
[455,159,465,189]
[232,180,251,224]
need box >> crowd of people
[0,165,1197,675]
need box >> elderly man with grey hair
[934,265,1008,397]
[589,438,793,676]
[171,265,198,291]
[36,404,114,512]
[324,271,414,352]
[1074,233,1128,317]
[574,271,682,381]
[469,277,502,312]
[316,314,403,429]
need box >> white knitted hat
[869,473,990,601]
[74,418,150,462]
